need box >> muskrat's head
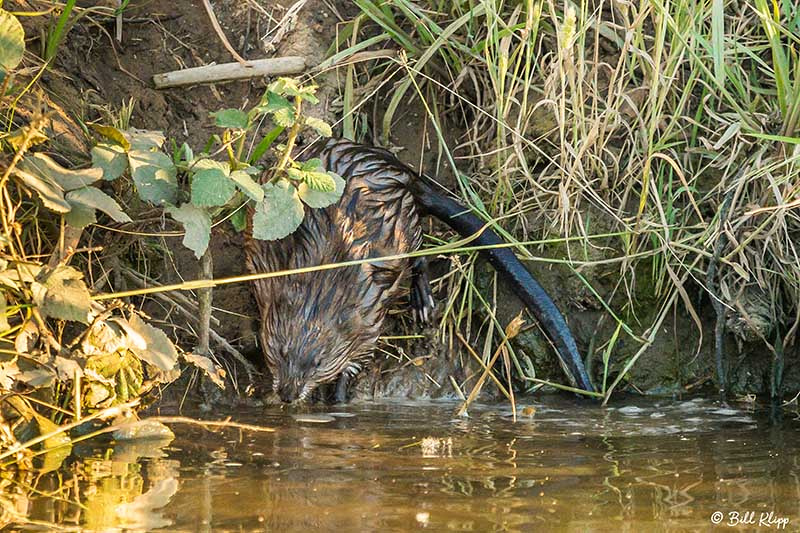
[261,320,369,403]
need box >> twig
[146,416,275,432]
[262,0,308,52]
[202,0,247,64]
[152,57,306,88]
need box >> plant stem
[197,247,213,355]
[270,95,303,182]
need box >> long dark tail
[411,177,595,393]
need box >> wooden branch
[153,57,306,89]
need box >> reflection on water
[2,397,799,532]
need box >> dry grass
[330,0,800,400]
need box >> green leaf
[124,129,166,151]
[65,187,133,224]
[128,150,178,205]
[305,117,332,137]
[0,9,25,72]
[298,171,345,209]
[64,198,96,228]
[12,168,70,213]
[267,77,296,95]
[229,170,264,202]
[19,153,103,191]
[212,108,249,129]
[230,207,247,232]
[272,107,296,127]
[259,91,293,114]
[299,158,322,171]
[191,168,236,207]
[271,78,318,100]
[91,143,128,181]
[302,169,336,192]
[252,180,305,240]
[191,158,230,174]
[126,314,179,372]
[166,203,211,258]
[32,266,93,323]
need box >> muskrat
[245,138,594,402]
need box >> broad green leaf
[191,158,230,174]
[229,170,264,201]
[271,77,317,100]
[0,9,25,72]
[19,153,103,191]
[166,203,212,258]
[191,168,236,207]
[299,158,323,172]
[12,168,70,213]
[230,207,247,232]
[305,117,332,137]
[252,180,305,240]
[285,167,304,181]
[259,91,293,114]
[89,124,131,151]
[298,171,345,209]
[128,150,178,205]
[126,314,179,372]
[303,169,336,192]
[32,266,93,323]
[267,77,297,95]
[65,187,132,223]
[64,198,96,228]
[91,143,128,181]
[212,108,249,129]
[125,129,166,151]
[271,107,296,127]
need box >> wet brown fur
[244,139,423,402]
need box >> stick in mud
[153,57,306,89]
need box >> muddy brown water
[3,396,799,532]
